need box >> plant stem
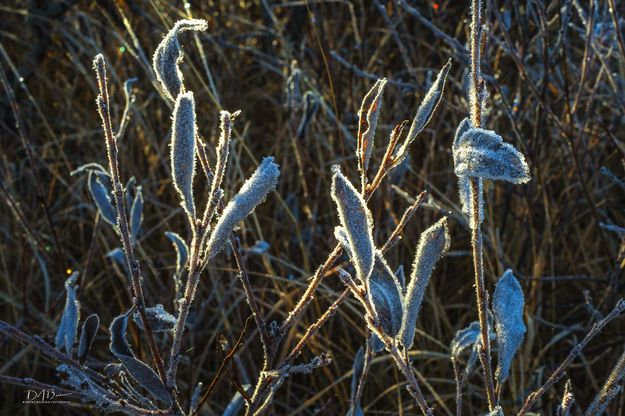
[468,0,496,410]
[167,116,234,388]
[93,56,167,387]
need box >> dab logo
[23,388,72,404]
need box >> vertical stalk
[93,56,167,385]
[468,0,496,410]
[470,178,496,410]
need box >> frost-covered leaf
[87,171,116,226]
[450,320,480,359]
[394,60,451,165]
[190,382,203,414]
[395,265,406,292]
[70,162,108,176]
[493,270,526,385]
[106,248,128,276]
[249,240,271,255]
[78,314,99,365]
[368,252,403,337]
[370,333,384,353]
[55,272,80,355]
[357,78,386,177]
[331,166,375,282]
[453,127,530,184]
[205,157,280,259]
[453,118,485,229]
[400,218,450,348]
[406,60,451,143]
[223,385,251,416]
[130,186,143,244]
[165,231,188,273]
[109,312,170,404]
[349,345,365,416]
[171,92,197,219]
[152,19,208,101]
[132,304,175,332]
[125,176,137,209]
[296,91,319,140]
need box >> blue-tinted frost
[130,185,143,244]
[171,92,197,218]
[367,252,403,337]
[165,231,188,273]
[55,273,81,355]
[152,19,208,101]
[399,218,450,349]
[331,166,375,282]
[348,346,365,416]
[78,314,99,364]
[109,312,171,404]
[394,60,451,165]
[205,157,280,259]
[132,304,176,333]
[453,127,530,184]
[357,79,386,176]
[87,171,117,226]
[450,320,480,359]
[493,269,526,385]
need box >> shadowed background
[1,0,625,414]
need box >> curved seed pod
[348,346,365,416]
[394,60,451,166]
[171,92,197,219]
[130,186,143,244]
[109,313,171,404]
[77,314,100,365]
[55,272,80,355]
[132,304,176,332]
[453,127,530,184]
[205,157,280,259]
[165,231,188,273]
[87,171,116,226]
[331,166,375,282]
[405,59,451,143]
[399,218,450,349]
[152,19,208,101]
[357,79,386,177]
[450,320,480,360]
[296,91,319,140]
[367,252,403,337]
[493,270,526,385]
[190,381,204,415]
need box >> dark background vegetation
[1,0,625,414]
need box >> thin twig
[517,298,625,415]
